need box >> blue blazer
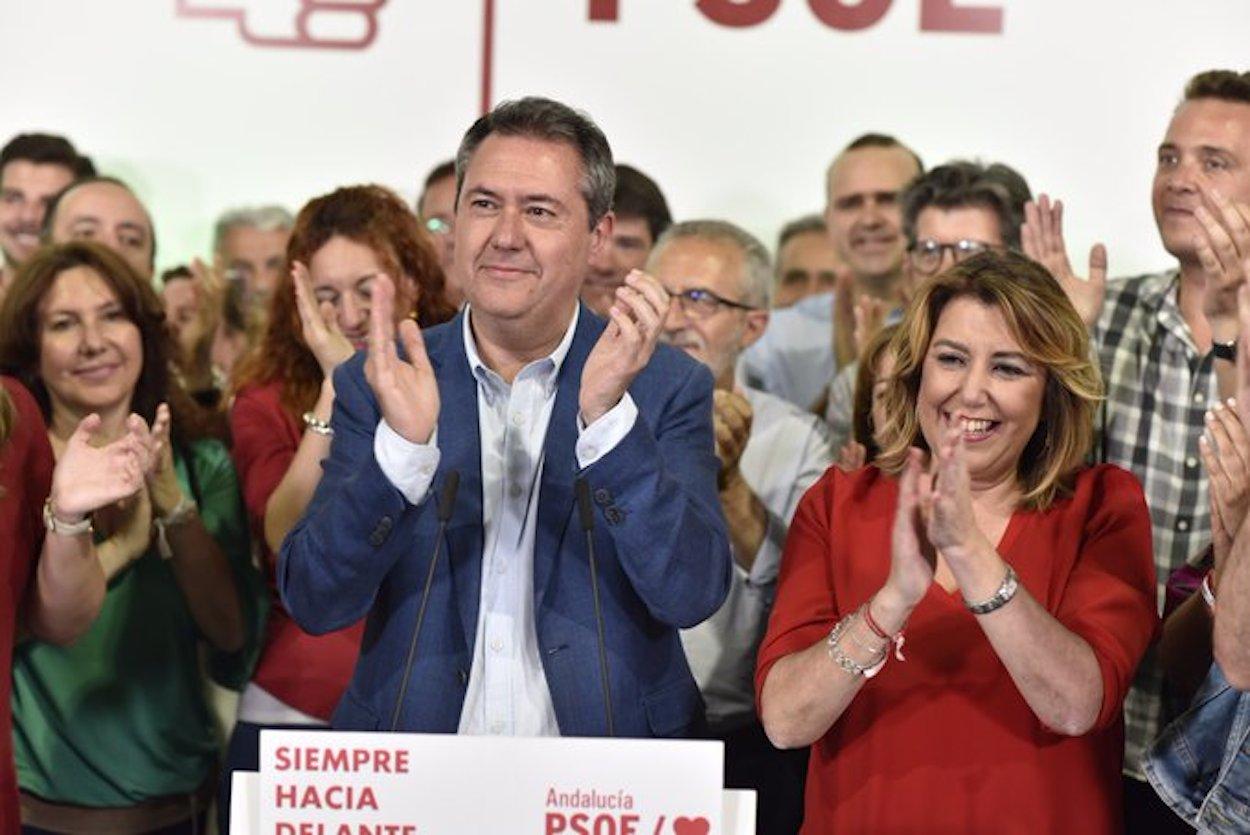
[278,307,732,737]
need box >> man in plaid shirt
[1024,69,1250,832]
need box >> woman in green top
[0,242,264,834]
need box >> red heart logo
[673,817,710,835]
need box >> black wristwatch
[1213,338,1238,362]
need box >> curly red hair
[233,185,457,421]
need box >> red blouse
[756,465,1158,834]
[231,380,364,720]
[0,378,53,833]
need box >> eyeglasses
[424,217,452,236]
[669,287,758,319]
[907,239,999,275]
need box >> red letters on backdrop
[589,0,1003,33]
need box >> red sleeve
[229,384,299,569]
[3,378,54,607]
[754,467,844,709]
[1054,465,1159,730]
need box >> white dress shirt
[680,384,834,731]
[372,306,636,736]
[740,291,837,410]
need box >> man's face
[655,236,768,388]
[419,173,459,301]
[454,134,609,341]
[774,229,846,308]
[1153,98,1250,264]
[49,181,154,279]
[906,205,1005,283]
[824,146,921,286]
[0,160,75,266]
[217,224,290,307]
[581,214,653,317]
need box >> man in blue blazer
[278,97,732,738]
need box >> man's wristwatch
[1213,338,1237,362]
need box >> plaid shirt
[1095,269,1218,778]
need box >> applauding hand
[364,273,440,444]
[49,412,153,521]
[1195,190,1250,343]
[580,270,670,425]
[1022,194,1107,328]
[886,448,938,607]
[293,261,356,374]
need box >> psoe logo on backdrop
[176,0,388,50]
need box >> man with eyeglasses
[416,159,460,306]
[742,133,922,412]
[653,219,833,833]
[823,160,1033,453]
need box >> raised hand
[364,272,439,444]
[580,270,670,425]
[48,413,150,521]
[852,294,890,358]
[925,419,988,560]
[713,389,753,476]
[145,403,189,517]
[1201,400,1250,575]
[293,261,356,374]
[886,448,937,607]
[1195,190,1250,342]
[1022,194,1107,328]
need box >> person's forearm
[761,586,911,748]
[953,547,1103,735]
[26,532,106,644]
[165,516,247,652]
[720,471,767,571]
[1159,592,1214,704]
[264,383,334,553]
[1215,530,1250,690]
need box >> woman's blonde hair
[875,250,1102,509]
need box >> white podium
[230,729,757,835]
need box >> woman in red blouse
[0,376,154,833]
[221,185,454,830]
[757,250,1158,834]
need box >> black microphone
[575,478,614,737]
[390,470,460,731]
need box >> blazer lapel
[534,308,603,612]
[429,312,485,649]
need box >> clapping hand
[49,412,154,521]
[145,404,189,517]
[886,448,938,607]
[713,389,753,481]
[1202,399,1250,576]
[1195,189,1250,341]
[835,440,867,472]
[1022,194,1107,328]
[364,272,440,444]
[580,270,670,425]
[293,261,356,374]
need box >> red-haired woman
[223,185,454,829]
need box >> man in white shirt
[279,97,732,739]
[653,219,834,832]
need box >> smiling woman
[756,250,1159,833]
[0,241,265,833]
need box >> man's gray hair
[650,219,773,309]
[213,205,294,254]
[454,97,616,229]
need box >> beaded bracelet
[827,613,887,678]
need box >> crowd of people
[0,66,1248,835]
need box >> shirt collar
[461,303,581,402]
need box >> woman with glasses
[222,185,456,831]
[757,251,1157,833]
[0,241,262,834]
